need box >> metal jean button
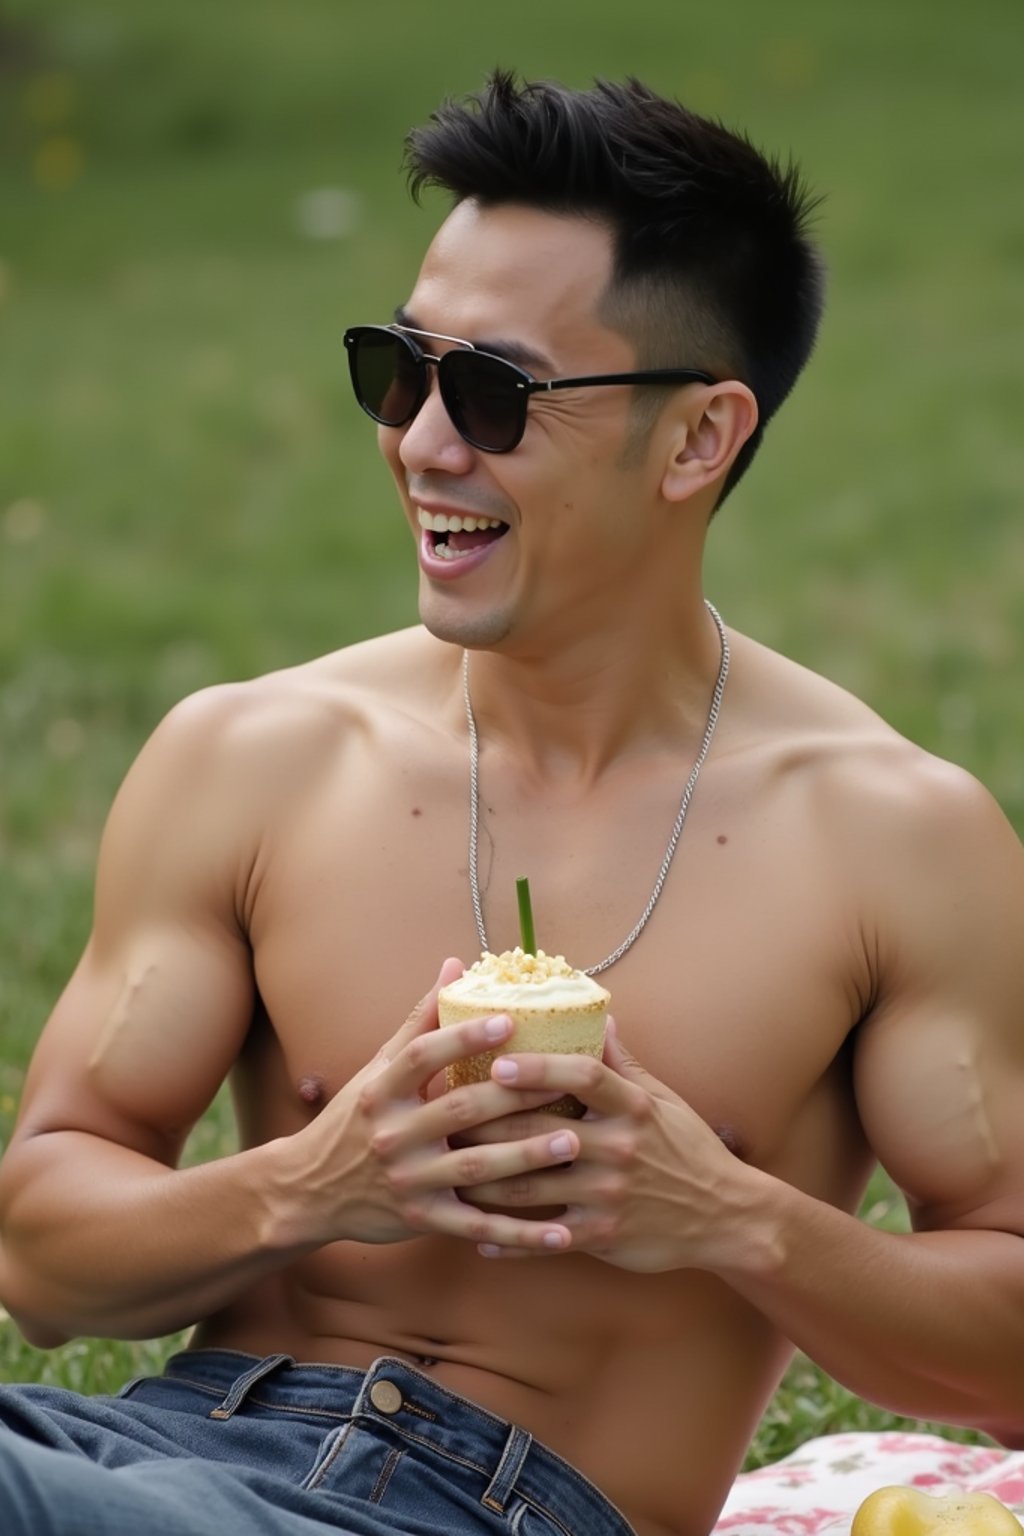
[369,1379,403,1415]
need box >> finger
[385,1125,580,1197]
[477,1245,551,1261]
[448,1105,580,1149]
[463,1135,634,1206]
[379,1085,572,1157]
[459,1167,581,1206]
[602,1019,668,1097]
[360,959,466,1085]
[387,957,466,1053]
[490,1052,648,1119]
[473,1202,594,1258]
[557,1207,620,1254]
[477,1226,581,1259]
[602,1014,622,1064]
[367,1011,515,1104]
[412,1195,571,1253]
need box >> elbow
[0,1255,73,1350]
[4,1306,72,1351]
[988,1423,1024,1453]
[974,1401,1024,1452]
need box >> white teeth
[416,509,506,533]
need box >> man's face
[378,200,669,655]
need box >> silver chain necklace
[463,600,730,976]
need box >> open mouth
[417,509,510,562]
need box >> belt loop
[208,1353,295,1419]
[482,1424,533,1513]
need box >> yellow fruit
[852,1485,1023,1536]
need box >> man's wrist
[700,1158,789,1282]
[244,1134,329,1256]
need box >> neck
[463,599,730,975]
[460,594,727,784]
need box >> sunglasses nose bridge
[423,350,493,450]
[401,349,446,427]
[394,338,435,424]
[396,353,479,469]
[433,351,467,436]
[416,352,462,433]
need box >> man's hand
[276,959,581,1253]
[455,1019,752,1272]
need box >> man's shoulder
[154,625,446,754]
[103,627,451,842]
[731,630,1008,845]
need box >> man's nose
[396,374,476,476]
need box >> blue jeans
[0,1349,637,1536]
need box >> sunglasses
[343,324,717,454]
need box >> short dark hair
[405,71,825,502]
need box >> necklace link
[463,601,730,976]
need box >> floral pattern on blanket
[713,1433,1024,1535]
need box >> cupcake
[438,947,609,1118]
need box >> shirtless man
[2,72,1023,1536]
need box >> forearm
[719,1167,1024,1443]
[0,1130,313,1344]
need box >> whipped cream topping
[443,947,609,1008]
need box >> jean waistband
[162,1349,637,1536]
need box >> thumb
[603,1016,641,1076]
[388,956,465,1053]
[603,1017,679,1104]
[603,1017,656,1085]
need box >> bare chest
[240,737,870,1193]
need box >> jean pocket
[507,1495,568,1536]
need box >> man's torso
[184,623,900,1536]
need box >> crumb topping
[467,947,582,984]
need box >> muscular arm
[0,684,579,1345]
[0,689,298,1343]
[466,753,1024,1443]
[715,760,1024,1443]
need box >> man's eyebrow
[393,305,556,376]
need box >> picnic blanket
[713,1432,1024,1534]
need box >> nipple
[714,1124,749,1161]
[298,1074,327,1109]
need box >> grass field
[1,0,1022,1465]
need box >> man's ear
[660,382,758,504]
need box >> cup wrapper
[437,991,607,1119]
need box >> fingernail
[543,1230,566,1248]
[549,1132,573,1158]
[493,1058,518,1081]
[478,1244,501,1258]
[484,1015,512,1041]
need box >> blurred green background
[1,0,1022,1455]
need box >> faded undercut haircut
[404,71,825,503]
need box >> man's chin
[418,595,514,651]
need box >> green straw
[516,876,536,954]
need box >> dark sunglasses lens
[442,351,523,453]
[351,331,421,426]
